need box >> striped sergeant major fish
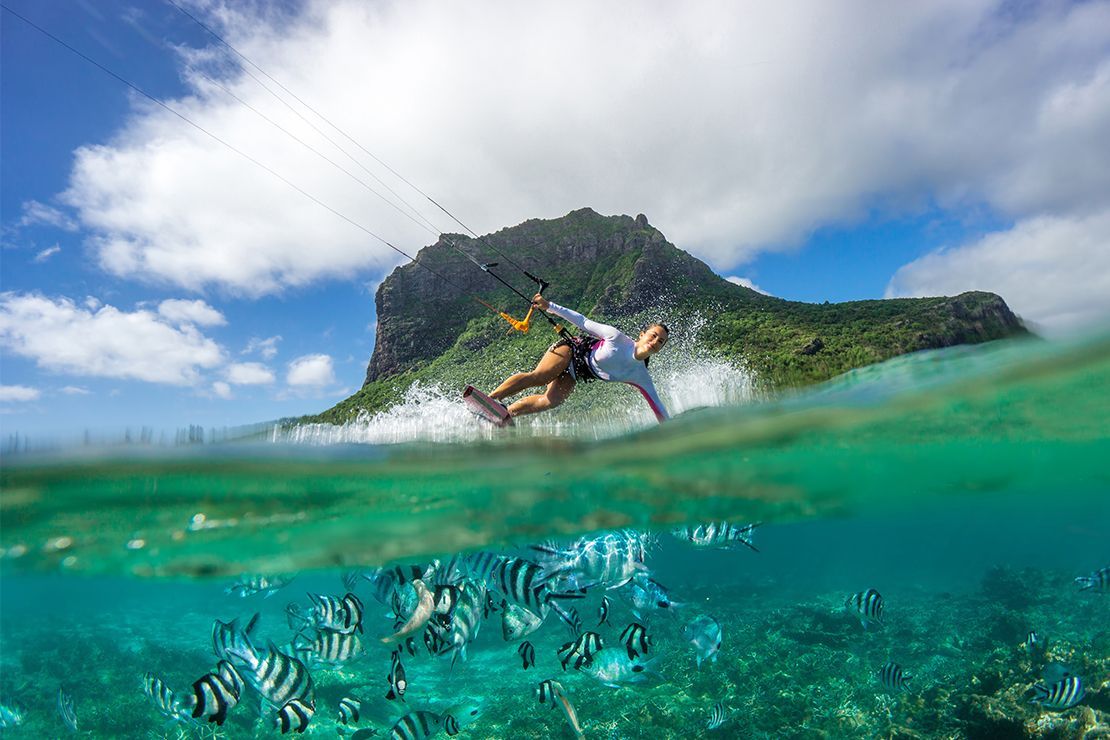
[225,573,294,598]
[1024,631,1047,654]
[277,697,314,734]
[673,521,760,552]
[213,613,260,662]
[536,679,585,739]
[385,650,408,702]
[1075,566,1109,592]
[287,592,365,635]
[338,696,361,725]
[443,713,460,736]
[531,529,650,591]
[706,701,728,730]
[57,688,77,732]
[558,631,604,671]
[877,662,912,692]
[442,578,486,664]
[619,622,652,660]
[845,588,884,629]
[389,709,443,740]
[432,584,463,629]
[461,551,508,585]
[293,629,365,668]
[518,641,536,669]
[494,557,588,621]
[1031,675,1085,710]
[214,619,316,733]
[143,673,189,723]
[190,661,243,726]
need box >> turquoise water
[1,334,1108,738]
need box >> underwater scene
[1,333,1108,739]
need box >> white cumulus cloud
[157,299,227,327]
[287,354,336,387]
[886,210,1110,335]
[55,0,1110,299]
[243,335,282,359]
[226,362,275,385]
[212,381,233,399]
[0,385,41,402]
[0,292,225,385]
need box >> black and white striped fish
[1024,631,1047,653]
[443,714,460,736]
[212,612,260,663]
[1031,675,1085,710]
[845,588,884,629]
[338,696,361,725]
[388,710,442,740]
[385,650,408,702]
[294,629,365,668]
[276,697,314,734]
[563,606,583,636]
[619,622,652,660]
[219,629,315,729]
[518,641,536,669]
[878,662,911,692]
[536,678,558,706]
[706,701,728,730]
[424,624,449,656]
[287,592,364,635]
[598,596,611,627]
[433,584,462,626]
[1075,566,1109,592]
[225,573,294,598]
[143,673,187,722]
[558,631,604,670]
[57,688,77,732]
[673,522,760,552]
[190,660,243,725]
[462,551,507,585]
[494,557,553,615]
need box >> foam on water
[281,343,759,445]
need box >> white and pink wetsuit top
[546,302,670,422]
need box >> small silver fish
[57,688,77,732]
[1075,566,1109,592]
[225,573,295,598]
[580,648,656,689]
[0,703,25,729]
[598,595,611,627]
[683,615,722,667]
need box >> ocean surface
[1,333,1108,738]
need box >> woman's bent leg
[489,346,571,400]
[507,375,576,417]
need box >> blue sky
[2,0,1109,439]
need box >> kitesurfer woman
[488,294,670,422]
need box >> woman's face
[638,325,669,355]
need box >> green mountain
[310,208,1027,423]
